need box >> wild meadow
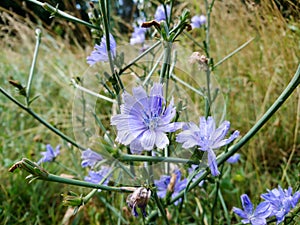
[0,0,299,224]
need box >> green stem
[46,173,132,192]
[170,64,300,204]
[26,28,42,106]
[153,190,170,225]
[203,0,215,117]
[0,87,86,150]
[159,42,172,83]
[171,74,205,97]
[183,31,205,51]
[217,64,300,165]
[100,0,114,76]
[213,37,255,69]
[26,0,99,30]
[218,190,231,225]
[118,153,198,165]
[118,41,161,76]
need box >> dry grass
[0,1,299,223]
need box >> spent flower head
[191,15,206,29]
[126,187,151,217]
[233,194,271,225]
[111,83,183,154]
[261,186,300,224]
[154,5,171,22]
[86,33,116,65]
[154,169,187,205]
[81,148,103,168]
[176,116,239,176]
[37,144,60,164]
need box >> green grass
[0,0,299,224]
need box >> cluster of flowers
[87,4,206,65]
[111,83,240,175]
[234,186,300,225]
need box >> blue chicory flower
[81,148,103,168]
[84,166,112,186]
[37,144,60,164]
[130,25,147,45]
[86,33,116,65]
[227,153,241,164]
[111,83,183,154]
[233,194,271,225]
[176,116,240,176]
[261,186,300,224]
[191,15,206,29]
[154,169,187,205]
[154,5,171,22]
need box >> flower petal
[233,207,248,219]
[155,131,169,149]
[211,130,240,149]
[207,149,220,176]
[241,194,253,215]
[141,129,156,150]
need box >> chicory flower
[111,83,183,154]
[86,33,116,65]
[176,116,239,176]
[37,144,60,164]
[261,186,300,224]
[154,169,187,205]
[81,148,103,168]
[154,5,171,22]
[84,166,111,186]
[130,26,147,45]
[191,15,206,29]
[227,153,241,164]
[233,194,271,225]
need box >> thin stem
[142,52,164,86]
[46,173,132,192]
[217,64,300,165]
[183,31,205,51]
[118,153,198,165]
[153,190,170,225]
[71,79,117,104]
[203,0,215,117]
[118,41,161,76]
[100,0,114,76]
[218,190,231,225]
[213,37,255,69]
[159,42,172,83]
[171,74,205,97]
[26,0,99,30]
[0,87,86,150]
[26,28,42,106]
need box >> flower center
[145,117,159,130]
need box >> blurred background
[0,0,299,224]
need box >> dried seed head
[189,52,209,71]
[126,187,151,217]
